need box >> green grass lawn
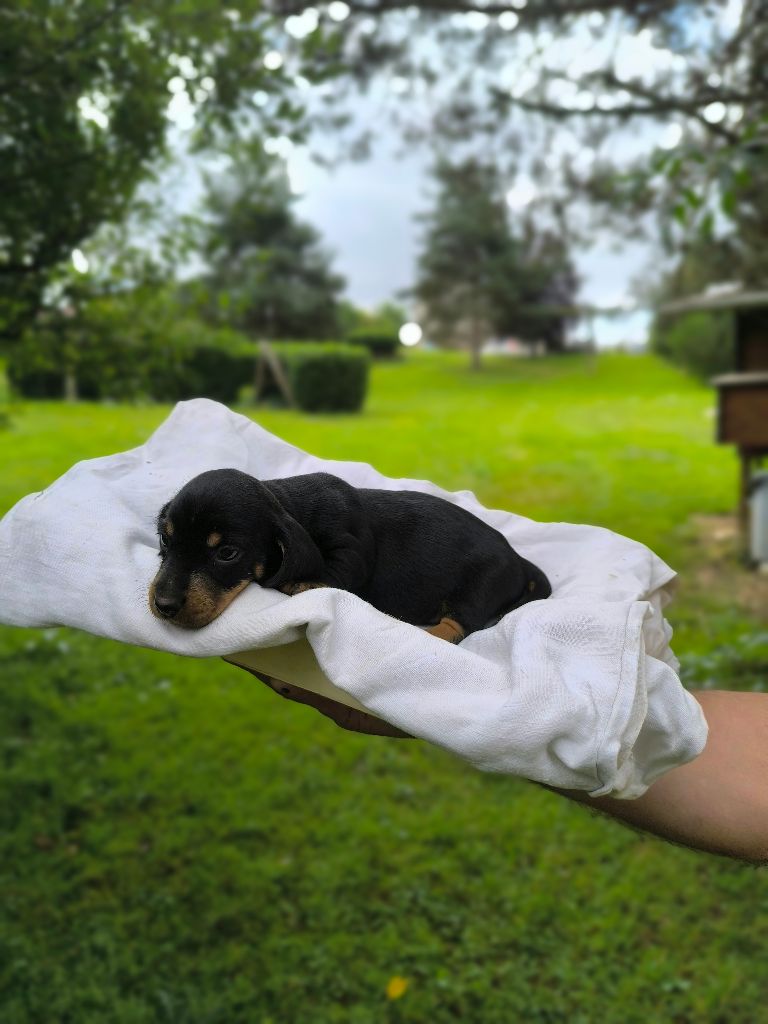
[1,351,767,1023]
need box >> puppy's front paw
[425,617,466,644]
[279,581,327,596]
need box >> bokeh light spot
[399,322,422,347]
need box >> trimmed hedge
[144,328,255,404]
[272,343,370,412]
[347,331,400,359]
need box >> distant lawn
[1,351,767,1023]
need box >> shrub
[651,311,734,380]
[146,323,255,404]
[347,330,400,360]
[6,363,63,398]
[6,324,69,398]
[7,293,256,404]
[272,343,370,412]
[8,292,370,411]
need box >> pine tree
[414,159,577,369]
[197,149,345,340]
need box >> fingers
[253,670,412,738]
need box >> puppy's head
[148,468,314,629]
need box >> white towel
[0,398,707,798]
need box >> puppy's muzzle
[153,592,182,619]
[148,572,250,629]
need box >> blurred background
[2,1,768,1021]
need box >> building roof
[711,371,768,387]
[659,289,768,316]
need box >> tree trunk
[469,311,483,371]
[64,368,78,402]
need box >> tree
[196,148,345,339]
[646,231,737,377]
[339,300,408,336]
[275,1,767,278]
[0,1,344,340]
[413,159,577,369]
[5,0,762,349]
[495,221,580,352]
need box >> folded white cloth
[0,398,707,797]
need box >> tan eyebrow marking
[163,519,174,537]
[253,561,265,580]
[206,531,222,548]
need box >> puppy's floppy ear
[257,487,325,588]
[263,513,325,588]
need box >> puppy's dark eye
[159,534,168,550]
[215,545,241,563]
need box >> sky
[289,138,657,346]
[161,113,661,348]
[147,3,746,348]
[270,7,739,347]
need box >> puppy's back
[356,488,548,630]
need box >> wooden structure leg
[739,448,768,558]
[255,340,295,408]
[739,448,751,540]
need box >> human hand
[253,670,412,738]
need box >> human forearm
[244,663,768,863]
[557,690,768,864]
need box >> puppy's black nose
[154,594,182,618]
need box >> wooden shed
[659,289,768,541]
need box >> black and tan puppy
[149,468,551,642]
